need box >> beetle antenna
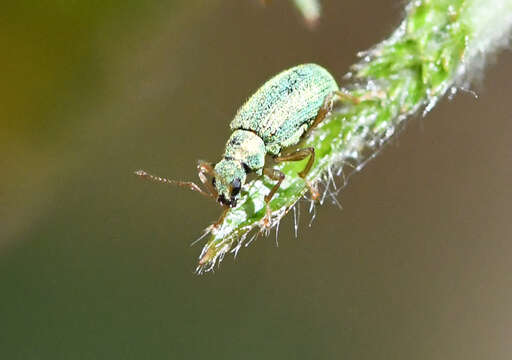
[134,169,214,199]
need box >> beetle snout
[218,194,237,208]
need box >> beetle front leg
[197,161,233,229]
[197,161,218,199]
[211,206,230,229]
[275,147,319,200]
[262,168,285,227]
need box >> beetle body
[135,64,343,225]
[213,63,339,207]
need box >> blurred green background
[1,1,511,359]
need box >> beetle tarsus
[262,204,273,228]
[305,179,319,200]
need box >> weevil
[136,64,356,226]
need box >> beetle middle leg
[275,147,319,200]
[261,147,319,226]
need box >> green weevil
[136,63,353,226]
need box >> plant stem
[196,0,512,273]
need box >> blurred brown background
[1,1,511,359]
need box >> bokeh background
[1,1,511,359]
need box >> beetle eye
[230,178,241,196]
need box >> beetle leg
[197,161,218,199]
[307,90,362,135]
[262,168,285,227]
[212,206,230,229]
[307,93,337,132]
[335,90,387,104]
[275,147,319,200]
[197,161,235,229]
[263,168,285,203]
[334,90,361,105]
[275,147,315,178]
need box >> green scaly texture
[196,0,509,273]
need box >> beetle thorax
[223,130,265,171]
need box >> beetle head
[213,159,247,208]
